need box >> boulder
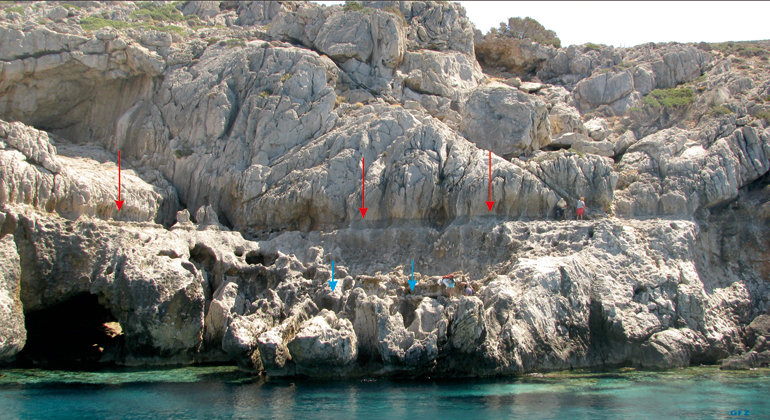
[613,130,638,155]
[460,86,551,156]
[549,102,585,138]
[550,132,589,149]
[574,70,634,113]
[402,49,482,101]
[640,328,705,368]
[287,310,357,369]
[518,82,544,94]
[223,314,268,372]
[572,138,615,157]
[584,118,610,141]
[47,6,68,21]
[182,1,221,19]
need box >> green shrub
[5,5,25,14]
[280,73,292,82]
[60,3,81,10]
[642,87,694,109]
[583,43,601,53]
[259,90,271,98]
[80,16,134,31]
[174,148,193,158]
[207,37,220,45]
[343,1,364,12]
[756,110,770,121]
[130,2,184,22]
[492,16,561,48]
[225,38,245,48]
[736,46,769,58]
[154,24,185,34]
[708,105,733,116]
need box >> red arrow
[359,157,368,218]
[115,150,124,211]
[485,150,494,212]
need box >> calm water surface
[0,366,767,419]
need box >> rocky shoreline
[0,1,769,377]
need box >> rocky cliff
[0,1,769,376]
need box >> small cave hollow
[18,293,124,368]
[190,243,217,272]
[245,251,278,266]
[393,299,418,329]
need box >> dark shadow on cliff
[15,293,125,369]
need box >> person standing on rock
[576,197,586,220]
[439,274,455,297]
[556,198,568,220]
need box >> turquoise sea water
[0,366,767,419]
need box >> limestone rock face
[524,152,618,212]
[0,120,179,225]
[448,296,485,353]
[460,86,551,157]
[0,0,768,379]
[614,124,770,216]
[0,232,25,361]
[232,103,559,230]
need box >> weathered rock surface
[460,85,551,157]
[288,309,357,373]
[0,1,769,379]
[0,229,25,361]
[0,120,179,225]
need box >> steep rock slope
[0,1,768,374]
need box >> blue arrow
[329,261,338,291]
[408,260,416,291]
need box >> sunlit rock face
[0,1,769,375]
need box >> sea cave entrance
[18,293,124,368]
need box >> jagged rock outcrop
[460,85,551,157]
[0,1,769,379]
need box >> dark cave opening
[245,251,278,266]
[17,293,124,368]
